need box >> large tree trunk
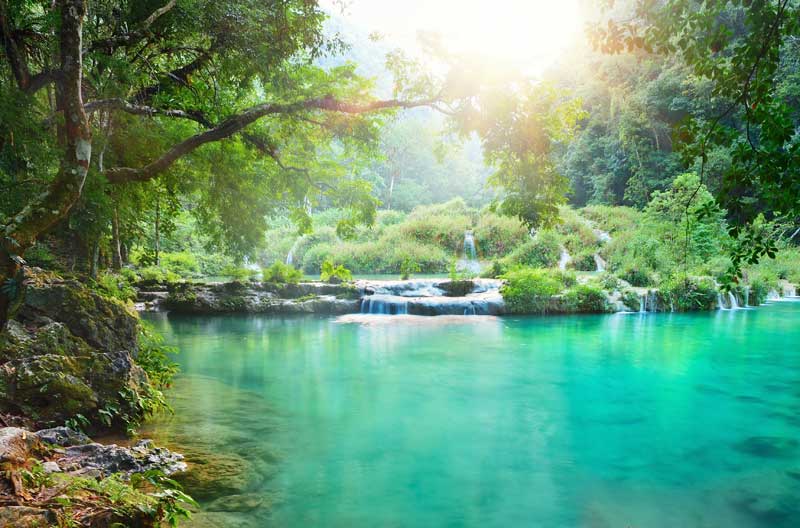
[0,0,90,330]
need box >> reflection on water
[143,302,800,528]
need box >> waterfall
[767,289,781,301]
[361,296,409,315]
[647,290,658,312]
[639,293,646,313]
[594,254,606,273]
[286,236,303,266]
[717,292,727,310]
[459,230,481,274]
[728,291,739,309]
[743,286,750,307]
[558,248,572,271]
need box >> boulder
[0,275,148,430]
[56,439,186,477]
[0,427,42,467]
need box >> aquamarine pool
[144,301,800,527]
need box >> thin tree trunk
[155,200,161,266]
[88,239,99,279]
[112,206,122,270]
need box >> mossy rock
[437,280,475,297]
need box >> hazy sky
[321,0,584,72]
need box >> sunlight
[325,0,583,72]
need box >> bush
[138,266,180,284]
[570,251,597,272]
[502,230,561,268]
[474,212,528,258]
[659,276,718,311]
[481,260,507,279]
[620,267,654,287]
[220,265,257,281]
[399,257,421,280]
[563,284,609,313]
[25,244,58,269]
[95,272,137,302]
[159,252,200,278]
[500,268,567,314]
[262,262,303,284]
[321,259,352,283]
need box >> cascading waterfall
[594,254,606,273]
[728,291,739,309]
[743,286,750,307]
[558,248,572,271]
[717,292,727,310]
[358,279,504,316]
[460,230,481,274]
[639,293,646,313]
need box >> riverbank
[137,275,800,317]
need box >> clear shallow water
[143,302,800,528]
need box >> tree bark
[0,0,90,330]
[111,206,122,270]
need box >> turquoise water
[143,302,800,528]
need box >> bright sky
[322,0,584,74]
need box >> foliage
[137,323,180,390]
[399,257,421,280]
[95,272,137,302]
[262,262,303,284]
[563,283,610,313]
[501,231,561,268]
[474,213,529,258]
[220,265,257,282]
[658,276,718,312]
[320,259,353,283]
[500,268,567,314]
[21,463,196,527]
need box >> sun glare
[326,0,583,73]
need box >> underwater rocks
[161,281,359,315]
[0,275,148,430]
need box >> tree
[0,0,443,328]
[589,0,800,284]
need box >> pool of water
[142,301,800,528]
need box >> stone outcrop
[0,273,148,430]
[161,281,360,315]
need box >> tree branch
[89,0,177,52]
[84,98,213,126]
[0,1,57,94]
[105,96,437,184]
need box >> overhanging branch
[105,95,437,184]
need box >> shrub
[399,257,421,280]
[563,284,609,313]
[502,230,561,268]
[500,268,566,314]
[481,260,507,279]
[262,262,303,284]
[659,276,718,311]
[620,267,654,287]
[159,252,200,278]
[25,244,58,269]
[570,251,597,272]
[321,259,352,283]
[95,272,137,302]
[474,212,528,258]
[220,265,257,281]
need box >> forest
[1,1,799,527]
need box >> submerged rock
[733,436,800,459]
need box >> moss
[438,280,474,297]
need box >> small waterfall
[743,286,750,307]
[639,293,646,313]
[767,289,781,301]
[558,248,572,271]
[361,296,408,315]
[594,254,606,273]
[647,290,658,312]
[727,291,739,310]
[717,292,727,310]
[460,230,481,274]
[285,236,303,266]
[784,283,798,297]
